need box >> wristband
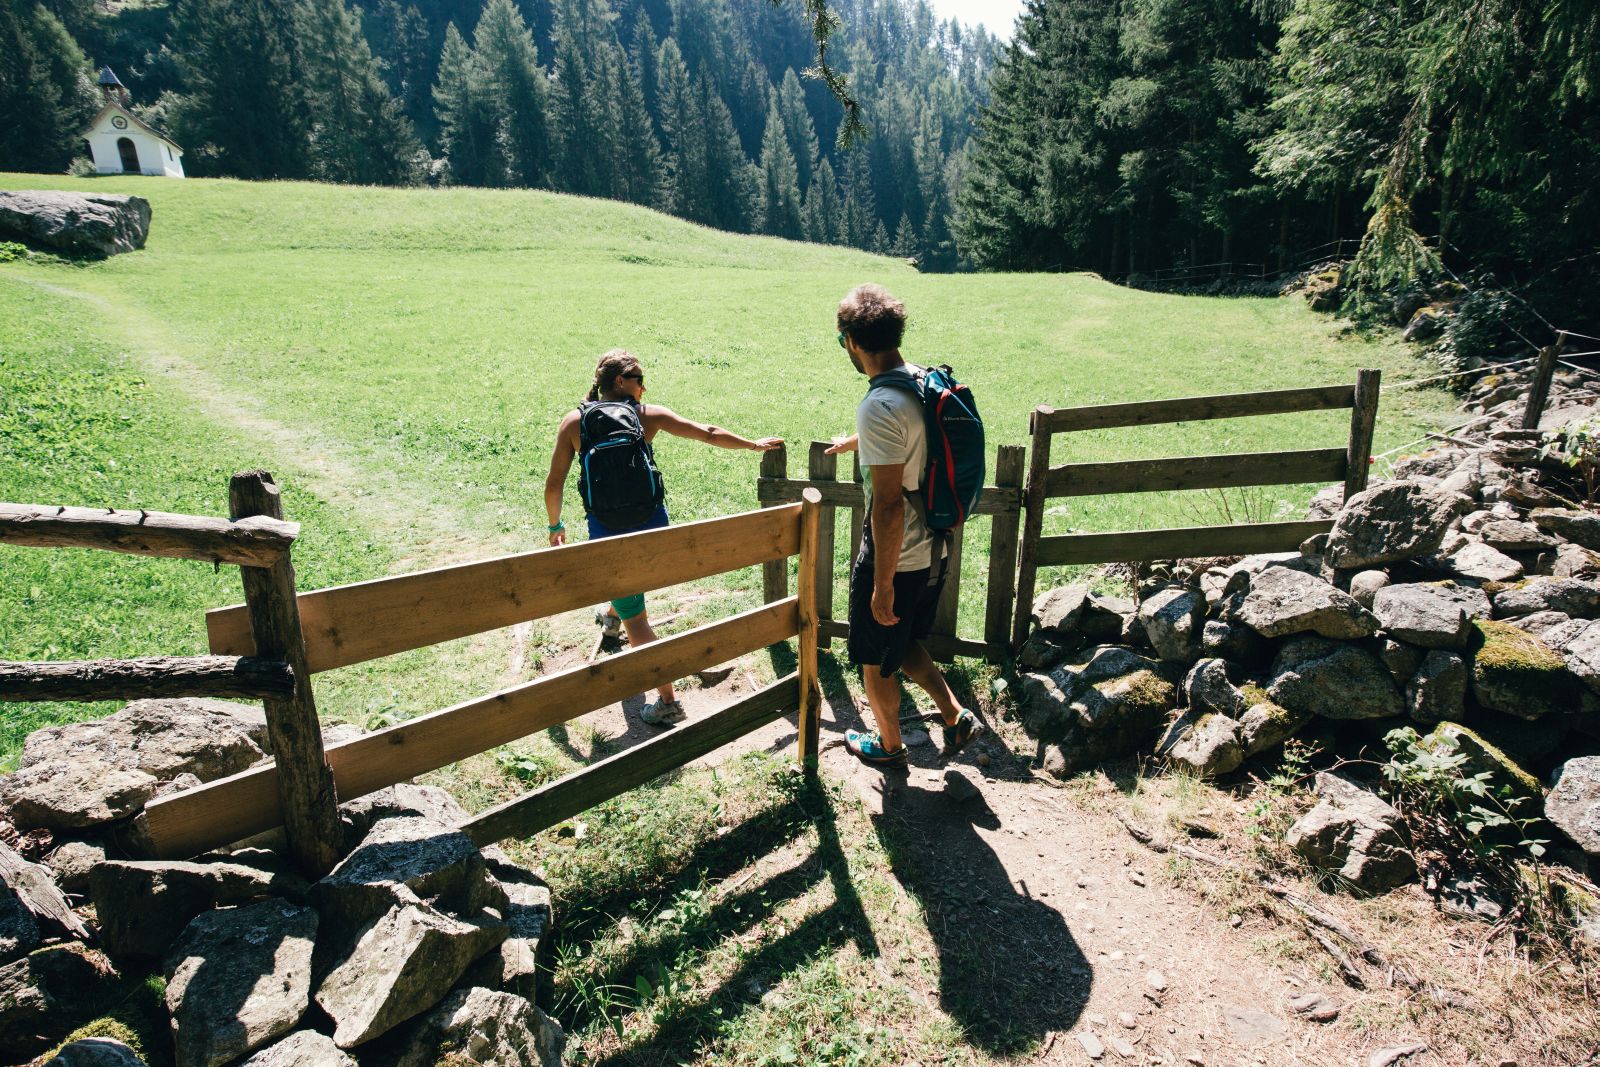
[547,521,564,532]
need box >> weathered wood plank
[932,525,964,638]
[1037,384,1356,434]
[0,503,297,567]
[0,841,89,941]
[1521,338,1564,431]
[462,675,800,847]
[1036,520,1335,566]
[209,502,802,673]
[146,598,800,859]
[0,655,292,702]
[796,489,822,770]
[229,471,340,877]
[984,445,1025,662]
[807,444,838,648]
[760,447,789,605]
[757,478,1021,514]
[1043,448,1348,499]
[1012,408,1054,648]
[1344,369,1382,500]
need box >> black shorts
[847,526,946,678]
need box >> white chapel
[81,67,185,178]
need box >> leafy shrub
[67,155,97,177]
[1541,417,1600,506]
[0,241,28,263]
[1433,282,1542,373]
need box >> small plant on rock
[1541,417,1600,506]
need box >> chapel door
[116,137,140,173]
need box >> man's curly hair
[836,284,907,353]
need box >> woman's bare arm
[643,406,782,451]
[543,411,581,545]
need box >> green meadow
[0,174,1459,764]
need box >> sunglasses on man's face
[837,333,847,350]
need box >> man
[827,283,982,766]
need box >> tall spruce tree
[759,99,804,237]
[0,3,93,172]
[614,41,665,205]
[474,0,553,188]
[775,67,818,188]
[297,0,421,185]
[655,38,707,220]
[432,21,501,186]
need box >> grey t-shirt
[857,364,933,572]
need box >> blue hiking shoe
[845,729,907,767]
[941,709,984,759]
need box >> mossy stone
[1422,721,1543,807]
[1470,619,1577,719]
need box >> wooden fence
[3,476,826,873]
[756,442,1026,663]
[1011,371,1381,646]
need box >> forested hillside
[0,0,997,267]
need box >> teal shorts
[587,504,669,621]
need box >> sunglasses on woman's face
[622,372,645,385]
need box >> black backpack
[578,400,665,530]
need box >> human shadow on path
[872,773,1092,1053]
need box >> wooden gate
[1011,371,1382,646]
[756,442,1025,663]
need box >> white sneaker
[640,699,686,726]
[595,607,622,638]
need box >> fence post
[984,444,1025,662]
[229,470,342,876]
[1011,408,1054,649]
[1521,333,1566,430]
[796,488,823,771]
[760,445,788,604]
[848,452,863,565]
[1343,369,1381,502]
[931,524,964,647]
[807,442,838,649]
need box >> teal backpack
[874,364,985,530]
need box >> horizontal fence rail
[0,502,298,567]
[1012,372,1379,646]
[208,503,803,673]
[0,655,294,703]
[148,595,802,859]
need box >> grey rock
[1238,695,1312,758]
[1440,874,1506,923]
[1200,619,1268,665]
[0,190,151,257]
[1440,541,1524,582]
[338,784,472,846]
[1493,577,1600,619]
[1403,306,1445,342]
[1552,619,1600,694]
[1286,773,1416,893]
[44,839,108,896]
[1306,483,1345,519]
[1553,542,1600,578]
[314,815,495,936]
[165,901,319,1067]
[1184,658,1246,717]
[1326,483,1462,569]
[1017,630,1068,670]
[943,768,983,802]
[1075,1031,1106,1059]
[1372,583,1491,650]
[1480,519,1556,553]
[1392,448,1464,480]
[1222,1005,1289,1046]
[1507,610,1572,636]
[1546,756,1600,856]
[1472,620,1580,718]
[236,1031,355,1066]
[0,761,161,832]
[48,1037,149,1066]
[1,840,87,960]
[1268,637,1404,720]
[1531,508,1600,551]
[20,698,269,778]
[1032,583,1091,634]
[0,883,39,964]
[1286,992,1340,1022]
[385,987,564,1067]
[1349,570,1391,608]
[463,859,553,1002]
[0,943,118,1059]
[91,858,308,961]
[1017,646,1177,773]
[1231,566,1378,639]
[1139,586,1206,663]
[1407,651,1467,725]
[1157,710,1243,778]
[315,902,508,1049]
[1380,639,1426,684]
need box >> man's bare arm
[868,462,906,626]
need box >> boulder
[1285,773,1415,893]
[1016,630,1068,670]
[382,986,564,1067]
[1230,566,1378,639]
[1439,453,1509,499]
[1553,542,1600,579]
[1348,570,1390,608]
[1479,519,1556,553]
[1031,583,1091,635]
[1156,710,1244,778]
[1237,689,1312,758]
[0,191,151,257]
[1379,638,1425,685]
[1507,610,1572,637]
[1421,724,1542,817]
[1267,637,1404,720]
[1079,593,1134,644]
[1200,619,1269,666]
[1184,658,1247,717]
[1306,484,1345,519]
[315,902,508,1049]
[1138,586,1206,663]
[337,784,472,846]
[1402,306,1445,342]
[1407,651,1467,725]
[91,858,309,961]
[1530,508,1600,551]
[1325,483,1461,569]
[0,881,39,964]
[44,839,108,896]
[0,762,161,833]
[463,858,553,1002]
[165,901,319,1067]
[1470,620,1579,719]
[1546,757,1600,856]
[237,1031,355,1066]
[1020,647,1177,775]
[1549,619,1600,694]
[1371,583,1491,650]
[0,943,119,1058]
[1492,577,1600,619]
[1439,541,1523,583]
[1,841,89,961]
[20,698,270,779]
[313,815,497,938]
[48,1037,148,1066]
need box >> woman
[544,349,783,725]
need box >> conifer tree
[432,22,502,186]
[803,157,842,244]
[0,3,92,172]
[628,16,660,131]
[776,68,819,188]
[699,71,757,232]
[759,99,804,238]
[614,41,665,205]
[892,213,919,257]
[655,39,706,220]
[297,0,422,185]
[474,0,553,188]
